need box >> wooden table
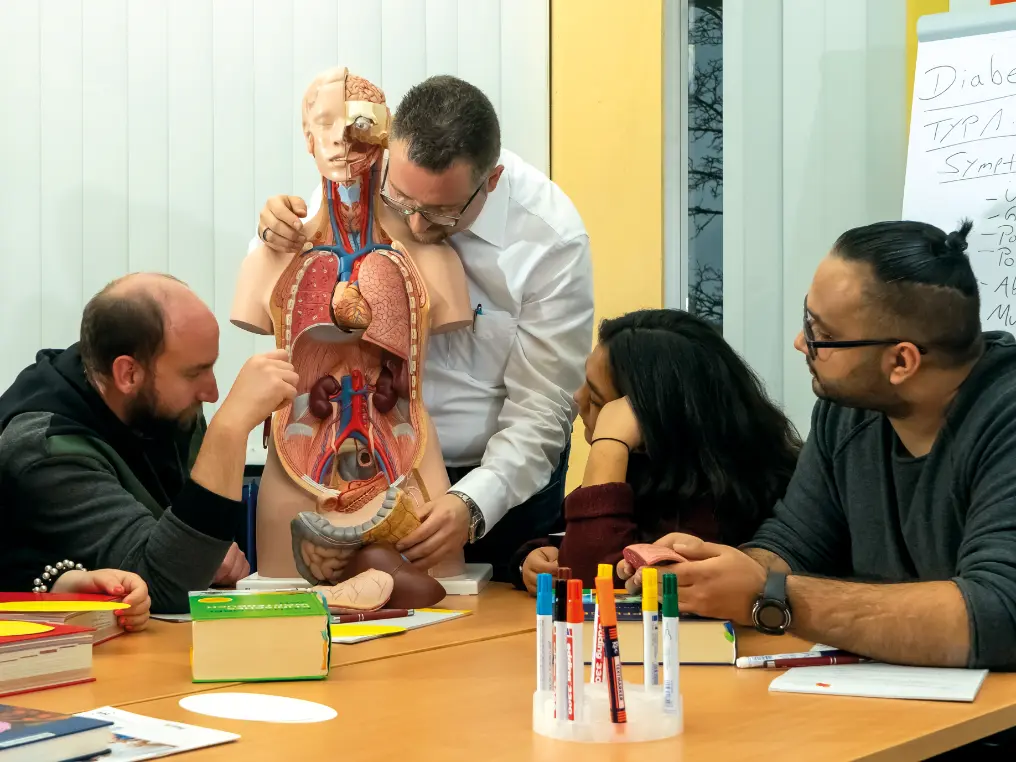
[11,583,535,715]
[117,631,1016,762]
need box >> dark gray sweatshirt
[748,331,1016,670]
[0,345,240,613]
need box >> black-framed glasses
[803,297,928,360]
[379,162,485,227]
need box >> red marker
[595,577,627,724]
[566,579,584,721]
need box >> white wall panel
[40,0,84,352]
[0,0,550,464]
[82,0,128,301]
[127,0,169,275]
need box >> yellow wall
[906,0,950,130]
[550,0,665,492]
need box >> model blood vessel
[231,67,471,609]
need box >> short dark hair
[832,219,982,366]
[79,277,175,379]
[600,309,801,546]
[391,75,500,181]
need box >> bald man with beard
[0,274,298,612]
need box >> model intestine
[231,67,472,610]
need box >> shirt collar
[461,167,509,249]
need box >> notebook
[769,663,989,702]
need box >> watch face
[758,601,788,631]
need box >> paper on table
[330,608,470,643]
[330,624,406,643]
[769,663,989,702]
[76,706,239,760]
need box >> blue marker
[536,573,553,693]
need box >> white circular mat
[178,692,337,723]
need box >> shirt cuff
[450,467,509,532]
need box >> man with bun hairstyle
[622,219,1016,672]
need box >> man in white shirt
[252,75,593,581]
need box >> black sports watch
[752,571,792,635]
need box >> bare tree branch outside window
[687,1,723,328]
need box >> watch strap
[763,569,788,604]
[449,490,485,543]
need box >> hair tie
[591,437,631,453]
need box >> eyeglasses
[378,162,486,227]
[802,297,928,360]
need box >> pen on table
[591,563,612,684]
[554,567,571,719]
[566,578,584,722]
[595,576,627,725]
[662,573,679,713]
[735,650,871,669]
[536,573,553,693]
[332,609,412,624]
[641,567,660,688]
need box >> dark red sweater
[510,482,721,589]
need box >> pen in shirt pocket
[472,303,483,333]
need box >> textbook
[0,703,112,762]
[189,589,331,683]
[579,592,736,665]
[0,621,94,697]
[0,593,129,645]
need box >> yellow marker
[0,600,128,613]
[0,621,55,637]
[642,567,660,686]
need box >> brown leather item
[337,542,446,609]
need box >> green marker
[662,573,680,712]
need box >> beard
[125,380,200,439]
[808,359,912,418]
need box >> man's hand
[258,195,309,254]
[522,546,560,595]
[214,349,299,434]
[396,493,470,570]
[212,543,251,587]
[52,569,152,631]
[592,397,642,450]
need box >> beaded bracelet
[32,560,86,593]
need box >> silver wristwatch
[450,490,485,543]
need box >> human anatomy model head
[302,66,391,184]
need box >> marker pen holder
[532,682,683,743]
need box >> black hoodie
[0,344,242,612]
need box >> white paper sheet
[76,706,238,760]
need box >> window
[666,0,723,329]
[687,0,722,328]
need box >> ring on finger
[260,226,271,242]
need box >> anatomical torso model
[231,67,472,611]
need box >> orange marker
[595,577,627,724]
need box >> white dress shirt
[259,149,594,531]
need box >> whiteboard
[903,6,1016,332]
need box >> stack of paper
[769,663,989,702]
